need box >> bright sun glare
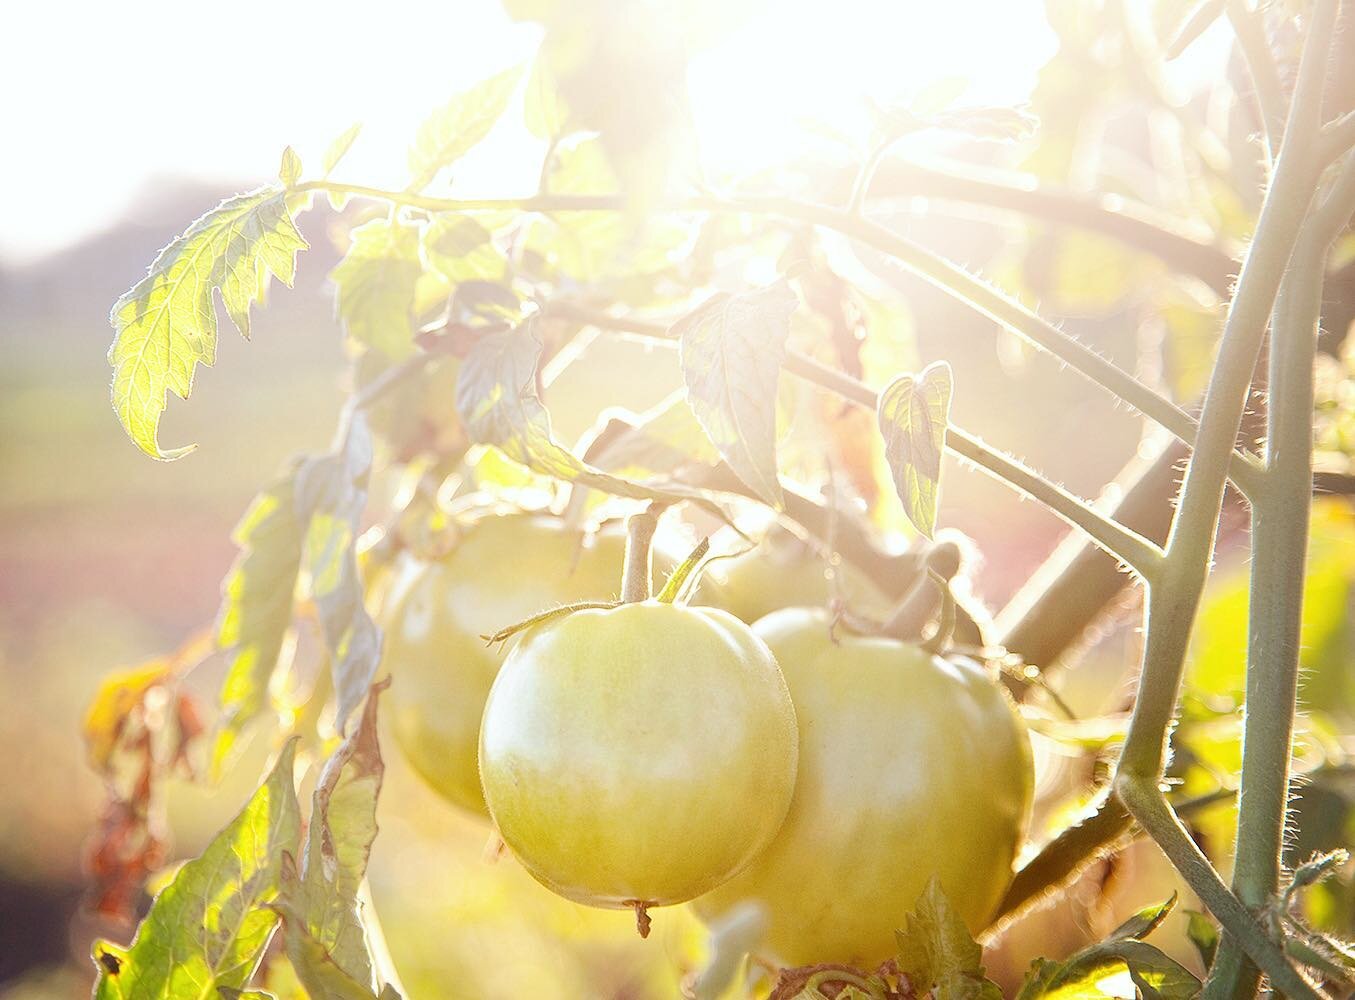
[2,0,1056,265]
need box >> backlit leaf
[108,188,308,458]
[92,741,301,1000]
[214,469,305,774]
[408,66,522,191]
[331,218,423,359]
[278,146,302,188]
[324,123,363,176]
[291,682,388,991]
[423,215,504,284]
[456,320,704,504]
[673,281,798,506]
[1107,893,1178,942]
[524,54,568,139]
[296,415,382,732]
[895,877,1002,1000]
[878,361,952,537]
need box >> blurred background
[4,0,1355,997]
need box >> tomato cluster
[377,509,1033,964]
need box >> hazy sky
[0,0,1067,265]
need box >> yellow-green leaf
[213,470,305,775]
[108,188,308,459]
[877,360,952,537]
[92,741,301,1000]
[408,66,522,191]
[896,877,1001,1000]
[423,215,504,284]
[331,218,423,359]
[324,123,363,177]
[673,281,798,506]
[278,146,302,188]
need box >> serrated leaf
[109,188,308,459]
[293,682,387,991]
[457,320,706,504]
[272,889,394,1000]
[93,741,301,1000]
[896,877,1002,1000]
[214,470,305,774]
[877,360,952,537]
[331,218,423,359]
[423,215,504,284]
[590,391,723,480]
[1108,893,1178,942]
[408,66,522,191]
[278,146,302,188]
[673,281,797,506]
[296,415,382,732]
[324,123,363,177]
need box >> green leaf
[272,891,394,1000]
[213,469,306,775]
[456,320,705,504]
[895,877,1002,1000]
[324,123,363,176]
[92,741,301,1000]
[589,391,722,480]
[408,65,522,191]
[295,415,382,732]
[290,682,388,991]
[217,991,275,1000]
[278,146,302,188]
[877,360,952,537]
[1184,911,1219,971]
[524,54,568,140]
[423,215,504,284]
[673,281,798,506]
[1107,893,1178,942]
[331,218,424,359]
[1015,939,1200,999]
[109,188,308,459]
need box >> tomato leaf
[895,877,1001,1000]
[296,414,382,733]
[282,682,390,995]
[1184,911,1219,970]
[456,321,710,504]
[673,281,798,506]
[324,123,363,177]
[278,146,302,188]
[108,188,308,459]
[92,741,301,1000]
[1015,934,1201,999]
[1108,892,1178,942]
[214,469,306,774]
[408,66,522,191]
[877,361,952,537]
[331,218,424,359]
[524,54,569,140]
[423,215,504,284]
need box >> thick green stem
[1205,154,1355,1000]
[1112,1,1336,991]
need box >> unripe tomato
[700,525,892,624]
[479,601,799,915]
[695,606,1033,967]
[379,513,658,815]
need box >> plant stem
[621,505,663,602]
[1224,0,1286,157]
[1204,155,1355,1000]
[1113,2,1336,991]
[291,180,1265,491]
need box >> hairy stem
[1114,1,1336,989]
[1205,155,1355,1000]
[621,505,664,603]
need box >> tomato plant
[64,2,1355,998]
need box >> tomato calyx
[479,600,622,647]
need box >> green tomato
[380,513,654,815]
[479,601,799,915]
[700,525,893,624]
[695,606,1033,967]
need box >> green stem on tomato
[1204,153,1355,1000]
[1112,2,1337,993]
